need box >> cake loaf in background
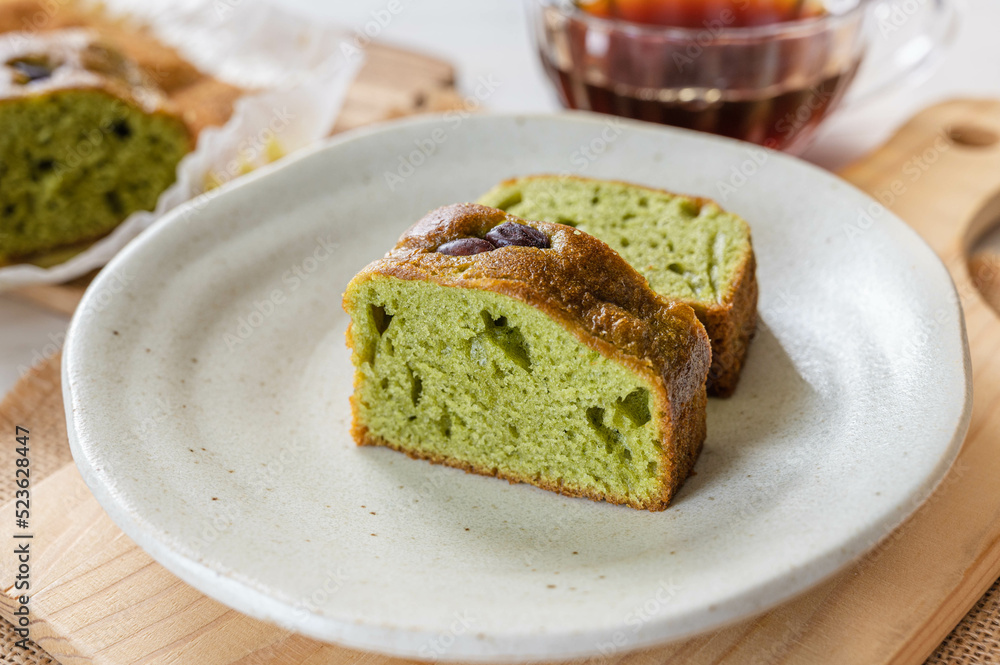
[0,0,242,265]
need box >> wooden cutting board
[3,99,1000,665]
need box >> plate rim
[63,110,974,661]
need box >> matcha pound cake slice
[0,30,193,264]
[344,204,711,511]
[478,176,757,397]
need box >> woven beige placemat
[1,361,67,665]
[926,587,1000,665]
[0,356,994,665]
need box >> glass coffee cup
[529,0,958,153]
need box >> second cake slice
[478,175,757,397]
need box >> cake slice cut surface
[478,175,758,397]
[344,204,711,511]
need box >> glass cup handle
[844,0,962,107]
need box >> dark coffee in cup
[533,0,866,151]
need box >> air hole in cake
[370,304,393,335]
[586,406,615,454]
[36,159,54,173]
[668,263,685,275]
[111,119,132,139]
[622,212,636,221]
[508,424,519,438]
[408,367,423,406]
[591,195,600,204]
[104,190,123,216]
[647,461,658,477]
[615,388,651,426]
[380,378,389,390]
[586,406,604,427]
[555,216,578,228]
[620,237,630,247]
[479,310,532,372]
[679,199,702,217]
[437,412,453,438]
[638,196,649,208]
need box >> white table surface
[2,0,998,396]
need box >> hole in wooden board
[965,192,1000,317]
[948,124,999,148]
[969,252,1000,314]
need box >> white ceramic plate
[64,113,971,661]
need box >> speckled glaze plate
[64,113,971,661]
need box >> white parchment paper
[0,0,362,289]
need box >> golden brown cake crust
[490,174,759,397]
[703,249,758,397]
[345,203,712,510]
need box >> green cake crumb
[478,176,751,304]
[347,276,666,504]
[0,88,189,262]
